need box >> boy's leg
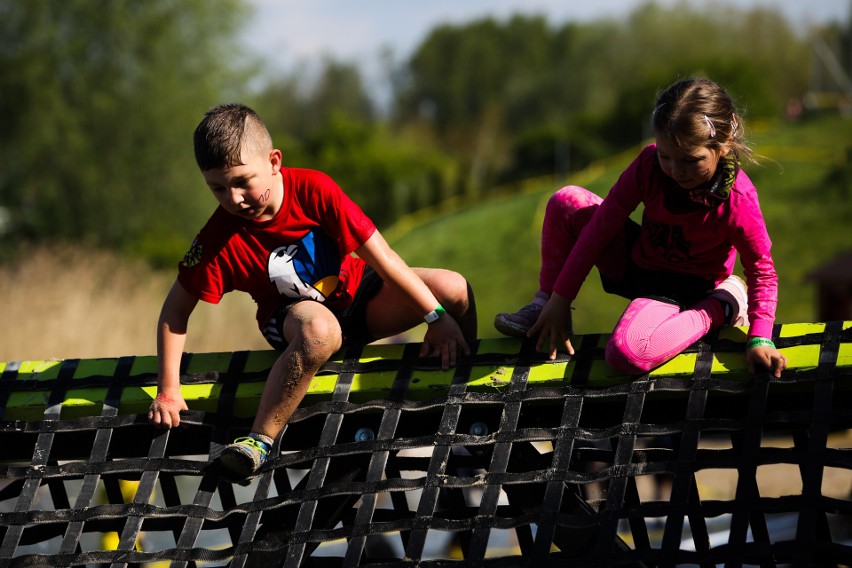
[364,267,477,344]
[256,301,343,436]
[220,301,342,479]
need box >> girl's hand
[420,314,471,370]
[149,390,189,429]
[746,345,787,378]
[529,293,575,360]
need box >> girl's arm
[537,156,647,360]
[729,186,785,377]
[740,250,785,377]
[746,338,787,378]
[740,252,785,377]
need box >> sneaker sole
[219,448,259,481]
[493,314,530,338]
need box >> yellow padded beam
[1,321,849,422]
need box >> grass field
[0,115,850,361]
[388,115,852,338]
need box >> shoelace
[233,436,270,457]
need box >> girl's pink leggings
[540,186,726,375]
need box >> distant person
[494,77,786,378]
[149,103,477,481]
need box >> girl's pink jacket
[553,144,778,339]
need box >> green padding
[1,321,850,421]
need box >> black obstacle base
[1,325,851,566]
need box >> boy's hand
[529,294,575,361]
[149,390,188,429]
[746,345,787,378]
[420,315,471,370]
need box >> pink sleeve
[728,181,778,339]
[552,153,646,300]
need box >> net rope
[0,322,850,566]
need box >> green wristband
[424,304,446,324]
[747,337,775,350]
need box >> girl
[494,78,786,378]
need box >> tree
[253,59,458,227]
[395,16,556,193]
[392,2,812,192]
[0,0,251,265]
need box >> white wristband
[424,305,445,324]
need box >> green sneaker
[219,434,273,480]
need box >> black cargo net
[1,322,851,567]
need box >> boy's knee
[286,308,342,359]
[434,271,474,313]
[307,315,338,337]
[444,270,471,299]
[304,317,341,347]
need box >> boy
[148,103,477,480]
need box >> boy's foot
[219,434,273,480]
[494,291,549,337]
[709,275,749,327]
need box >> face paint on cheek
[260,189,270,203]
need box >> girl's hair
[652,78,753,163]
[193,103,273,171]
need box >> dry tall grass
[0,244,269,362]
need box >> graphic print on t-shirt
[644,220,691,265]
[268,228,341,302]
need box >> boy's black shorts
[261,267,384,351]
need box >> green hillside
[387,116,852,339]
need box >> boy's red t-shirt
[177,167,377,330]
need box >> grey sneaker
[219,434,273,480]
[494,291,549,337]
[709,275,749,327]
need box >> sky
[244,0,851,70]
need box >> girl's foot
[709,275,749,326]
[494,291,549,337]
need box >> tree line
[1,0,848,266]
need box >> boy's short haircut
[193,103,273,171]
